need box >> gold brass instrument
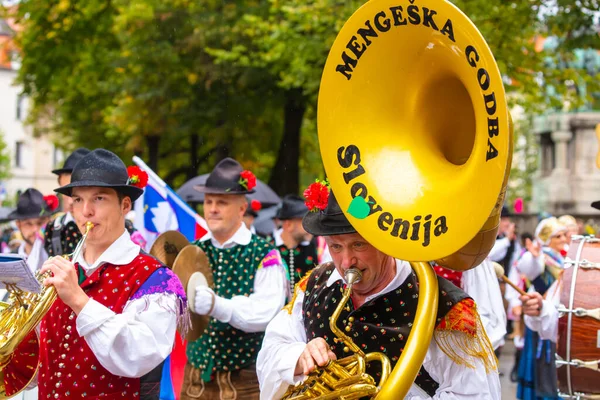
[0,221,93,398]
[300,0,514,398]
[283,268,391,400]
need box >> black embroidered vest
[275,237,318,289]
[302,263,469,397]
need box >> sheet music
[0,255,41,294]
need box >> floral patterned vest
[302,263,470,397]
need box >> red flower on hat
[44,194,60,212]
[250,199,262,212]
[239,170,256,191]
[127,166,149,189]
[303,180,330,213]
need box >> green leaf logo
[347,196,370,219]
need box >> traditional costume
[6,189,53,275]
[181,158,287,400]
[516,217,566,400]
[44,148,90,257]
[257,188,501,399]
[433,259,507,350]
[13,149,188,400]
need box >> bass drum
[558,235,600,397]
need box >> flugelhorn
[314,0,513,398]
[0,221,93,398]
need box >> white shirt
[17,237,48,275]
[200,223,288,332]
[462,260,507,350]
[524,280,560,342]
[71,229,178,378]
[257,260,501,400]
[516,251,547,282]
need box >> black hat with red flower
[245,199,262,218]
[194,157,256,195]
[302,181,356,236]
[6,188,54,221]
[54,149,147,201]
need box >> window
[15,141,23,168]
[53,146,60,168]
[16,94,23,120]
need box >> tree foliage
[3,0,599,197]
[0,130,10,181]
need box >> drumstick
[492,262,527,296]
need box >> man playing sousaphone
[11,149,188,399]
[257,184,501,399]
[181,157,288,400]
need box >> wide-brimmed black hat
[194,158,255,195]
[7,188,52,221]
[52,148,91,175]
[303,190,356,236]
[276,194,308,220]
[54,149,144,201]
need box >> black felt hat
[7,188,52,220]
[302,190,356,236]
[276,195,308,220]
[501,205,511,218]
[52,148,91,175]
[591,201,600,211]
[194,158,255,195]
[54,149,144,201]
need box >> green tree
[5,0,599,197]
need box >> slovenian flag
[132,156,208,246]
[132,156,207,399]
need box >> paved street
[499,340,519,399]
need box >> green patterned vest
[187,234,277,381]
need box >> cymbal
[149,231,190,269]
[172,245,213,342]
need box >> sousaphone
[316,0,512,398]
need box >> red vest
[38,253,160,400]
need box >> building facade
[0,18,62,204]
[531,112,600,215]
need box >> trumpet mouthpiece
[85,222,94,232]
[344,268,362,286]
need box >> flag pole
[133,156,168,189]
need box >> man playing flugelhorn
[257,184,501,399]
[14,149,187,399]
